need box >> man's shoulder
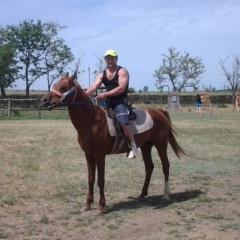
[118,66,128,73]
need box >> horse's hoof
[95,209,104,215]
[137,195,146,202]
[161,197,170,205]
[81,206,91,212]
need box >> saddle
[127,104,137,121]
[106,103,136,121]
[106,105,134,153]
[105,105,154,154]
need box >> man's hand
[95,93,107,100]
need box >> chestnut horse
[41,72,186,213]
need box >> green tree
[154,47,181,91]
[154,47,205,92]
[143,86,148,93]
[219,54,240,105]
[154,75,166,91]
[7,20,46,97]
[42,22,74,91]
[179,52,205,90]
[128,87,135,93]
[0,27,19,97]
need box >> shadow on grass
[105,189,203,214]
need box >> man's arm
[85,73,103,97]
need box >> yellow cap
[104,49,118,57]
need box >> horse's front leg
[82,153,96,212]
[139,143,154,199]
[96,156,106,212]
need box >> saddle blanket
[106,109,154,137]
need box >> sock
[130,141,136,149]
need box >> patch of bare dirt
[1,175,239,240]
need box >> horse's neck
[67,87,100,132]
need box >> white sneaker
[128,147,137,159]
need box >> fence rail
[0,94,236,119]
[0,98,42,118]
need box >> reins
[51,83,93,106]
[61,99,93,106]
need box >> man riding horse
[86,49,137,159]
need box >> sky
[1,0,240,91]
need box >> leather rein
[50,83,92,106]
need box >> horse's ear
[70,71,77,82]
[65,72,69,77]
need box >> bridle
[50,82,93,106]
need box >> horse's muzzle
[40,97,56,111]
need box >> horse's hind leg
[139,141,154,199]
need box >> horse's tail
[159,109,187,159]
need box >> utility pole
[88,67,90,87]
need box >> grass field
[0,105,240,239]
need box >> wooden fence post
[38,97,41,119]
[234,92,240,111]
[7,98,11,118]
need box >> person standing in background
[196,93,202,116]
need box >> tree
[219,54,240,104]
[7,20,47,97]
[154,47,205,92]
[154,47,180,91]
[42,22,74,91]
[154,75,166,91]
[0,27,19,97]
[128,87,135,93]
[143,86,148,93]
[178,52,205,90]
[93,53,106,80]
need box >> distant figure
[196,94,202,116]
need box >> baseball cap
[104,49,118,57]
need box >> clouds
[1,0,240,90]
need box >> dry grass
[0,105,240,239]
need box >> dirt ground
[1,111,240,240]
[1,173,239,240]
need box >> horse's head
[41,72,77,110]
